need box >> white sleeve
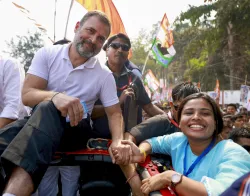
[201,144,250,196]
[27,47,49,80]
[99,72,119,107]
[0,59,22,119]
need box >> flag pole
[54,0,57,42]
[142,22,161,75]
[64,0,74,39]
[142,52,150,74]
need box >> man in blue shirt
[91,33,164,138]
[91,33,164,196]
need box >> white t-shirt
[27,44,119,113]
[0,57,28,119]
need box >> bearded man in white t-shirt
[0,10,131,196]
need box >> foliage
[173,0,250,90]
[131,0,250,91]
[179,4,216,27]
[3,31,45,72]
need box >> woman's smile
[179,98,215,141]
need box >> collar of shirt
[106,62,132,78]
[60,43,97,69]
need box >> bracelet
[139,148,146,163]
[126,171,139,184]
[51,92,60,102]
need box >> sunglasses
[109,43,130,51]
[173,104,179,111]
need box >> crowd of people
[0,10,249,196]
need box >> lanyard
[183,137,216,177]
[116,74,132,91]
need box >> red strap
[168,112,179,128]
[116,75,132,91]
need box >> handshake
[108,140,147,165]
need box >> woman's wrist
[164,170,177,187]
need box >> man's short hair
[240,107,248,112]
[227,103,237,110]
[231,113,244,122]
[171,82,200,102]
[223,114,233,128]
[102,33,131,51]
[79,10,111,35]
[229,127,250,142]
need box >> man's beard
[75,39,97,58]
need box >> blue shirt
[147,132,250,196]
[92,65,150,138]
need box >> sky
[0,0,204,57]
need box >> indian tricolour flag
[151,13,176,67]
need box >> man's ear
[74,21,80,33]
[106,45,112,56]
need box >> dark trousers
[0,101,92,190]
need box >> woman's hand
[112,140,144,164]
[108,139,132,165]
[141,170,175,194]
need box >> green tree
[124,0,250,91]
[174,0,250,90]
[215,0,250,89]
[3,31,45,72]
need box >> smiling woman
[177,93,224,156]
[117,92,250,196]
[179,98,217,144]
